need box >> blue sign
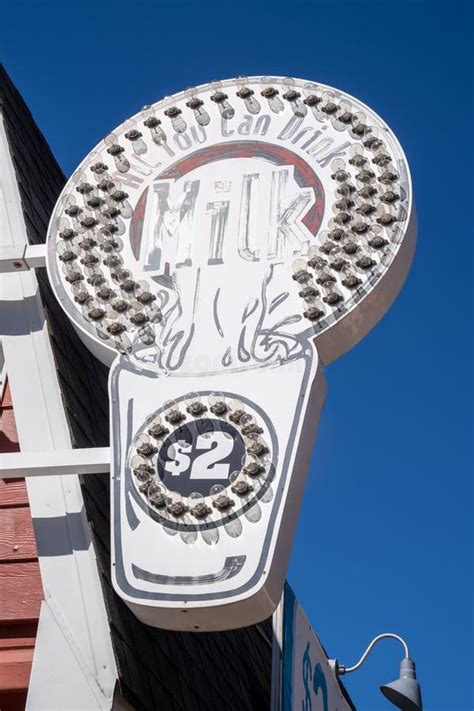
[282,584,355,711]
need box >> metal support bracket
[0,447,110,478]
[0,243,47,272]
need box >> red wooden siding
[0,379,43,709]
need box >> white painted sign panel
[45,76,415,630]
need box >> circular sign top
[46,76,415,369]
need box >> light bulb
[372,147,392,167]
[329,254,349,273]
[355,253,377,271]
[78,210,99,230]
[58,218,77,241]
[363,127,384,151]
[321,91,339,116]
[135,280,155,304]
[135,433,157,458]
[242,455,265,477]
[230,471,253,496]
[164,106,187,134]
[282,88,307,117]
[82,297,106,322]
[341,265,362,290]
[164,400,185,425]
[188,492,212,520]
[380,189,400,205]
[331,158,351,183]
[109,188,132,219]
[334,99,353,128]
[352,111,368,136]
[352,216,369,235]
[239,413,263,437]
[131,453,154,491]
[185,393,207,417]
[135,324,155,347]
[342,236,359,256]
[72,282,89,304]
[147,482,167,509]
[103,315,128,337]
[99,235,124,253]
[210,484,234,511]
[260,86,284,113]
[109,292,129,314]
[62,263,83,284]
[123,120,148,155]
[307,253,327,271]
[230,472,261,523]
[97,178,116,194]
[355,167,376,185]
[79,234,97,251]
[244,434,268,459]
[146,303,162,324]
[111,267,133,288]
[298,280,320,301]
[355,193,376,217]
[76,184,95,213]
[368,224,389,249]
[319,239,337,256]
[376,203,397,226]
[378,168,399,184]
[236,86,261,114]
[322,282,343,306]
[209,484,241,538]
[80,250,101,269]
[142,107,167,145]
[85,266,106,287]
[113,331,132,354]
[147,414,169,440]
[128,301,149,327]
[90,161,112,182]
[348,143,367,167]
[105,134,130,173]
[186,96,210,126]
[210,91,234,119]
[209,392,228,416]
[228,399,245,424]
[56,240,77,262]
[303,293,326,321]
[103,253,124,270]
[166,491,187,518]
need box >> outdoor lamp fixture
[330,633,423,711]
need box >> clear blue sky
[2,1,472,709]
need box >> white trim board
[0,448,111,479]
[0,111,117,710]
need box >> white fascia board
[0,112,117,710]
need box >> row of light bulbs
[294,125,405,321]
[130,393,272,544]
[56,159,159,351]
[90,79,390,171]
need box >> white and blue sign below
[282,585,355,711]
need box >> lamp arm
[336,633,410,676]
